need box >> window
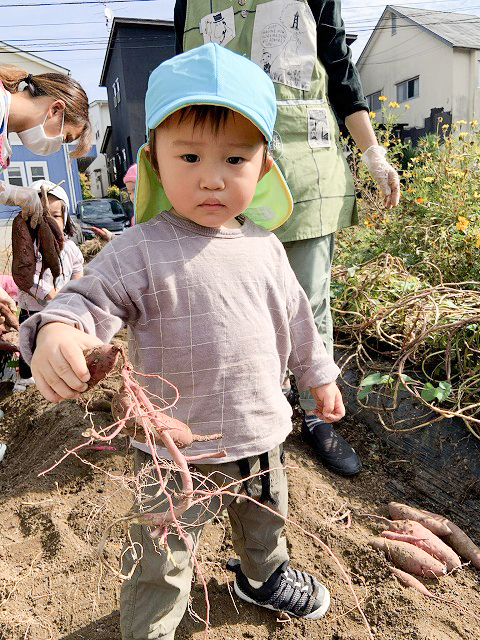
[391,14,397,36]
[4,162,26,187]
[397,77,419,102]
[26,161,49,185]
[366,91,382,112]
[112,78,120,107]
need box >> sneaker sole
[233,578,330,620]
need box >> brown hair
[147,105,268,175]
[0,64,92,158]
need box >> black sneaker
[302,414,362,477]
[226,558,330,620]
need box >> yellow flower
[415,197,424,205]
[456,216,469,231]
[438,117,443,123]
[423,177,434,183]
[404,104,410,110]
[388,101,400,108]
[378,96,387,101]
[442,124,449,130]
[470,120,478,127]
[459,132,469,140]
[384,141,390,148]
[443,184,452,190]
[457,120,467,125]
[369,111,376,119]
[452,124,458,131]
[473,192,480,199]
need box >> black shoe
[226,558,330,620]
[301,414,362,476]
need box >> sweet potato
[111,390,221,449]
[0,330,19,352]
[443,521,480,569]
[388,502,451,536]
[37,219,61,280]
[388,502,480,569]
[0,302,19,331]
[12,213,36,292]
[84,343,120,387]
[371,536,447,577]
[381,526,462,572]
[45,215,65,252]
[389,566,480,622]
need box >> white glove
[361,145,401,208]
[0,181,43,227]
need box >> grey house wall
[102,23,175,187]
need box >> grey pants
[120,446,289,640]
[283,233,335,411]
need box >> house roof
[100,17,174,87]
[389,5,480,49]
[0,40,69,74]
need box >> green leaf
[357,372,394,400]
[421,381,452,403]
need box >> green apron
[182,0,357,242]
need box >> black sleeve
[174,0,187,54]
[308,0,369,120]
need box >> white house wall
[359,14,453,129]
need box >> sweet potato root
[84,343,121,387]
[0,302,19,331]
[12,213,36,292]
[37,218,62,280]
[388,502,451,536]
[382,519,461,571]
[381,528,461,572]
[443,522,480,569]
[388,502,480,569]
[371,537,447,577]
[389,566,480,622]
[0,330,19,352]
[111,388,222,449]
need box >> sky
[1,0,480,103]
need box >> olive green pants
[283,233,335,411]
[120,446,289,640]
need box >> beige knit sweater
[20,212,339,463]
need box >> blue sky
[1,0,479,102]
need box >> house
[80,100,110,198]
[0,40,83,211]
[357,6,480,142]
[99,18,176,187]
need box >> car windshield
[78,200,125,223]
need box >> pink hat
[123,164,137,184]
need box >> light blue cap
[136,43,293,230]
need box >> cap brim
[135,145,293,231]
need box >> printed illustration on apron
[251,1,316,91]
[200,7,236,46]
[307,108,331,148]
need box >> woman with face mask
[0,64,92,222]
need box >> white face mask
[17,111,64,156]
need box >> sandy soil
[0,361,479,640]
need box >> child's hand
[310,382,345,423]
[31,322,103,403]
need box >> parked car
[74,198,130,240]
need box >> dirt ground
[0,362,479,640]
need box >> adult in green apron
[174,0,400,476]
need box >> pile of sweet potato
[370,501,480,585]
[12,184,63,293]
